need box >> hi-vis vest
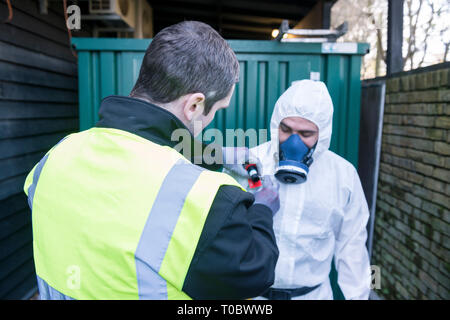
[24,127,242,300]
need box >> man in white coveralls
[228,80,371,300]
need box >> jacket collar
[95,95,222,171]
[95,95,190,148]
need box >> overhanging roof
[148,0,321,40]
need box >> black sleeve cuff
[182,185,279,299]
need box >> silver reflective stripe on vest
[27,154,50,210]
[134,160,203,299]
[27,137,67,210]
[37,275,74,300]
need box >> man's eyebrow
[280,121,317,133]
[280,121,291,130]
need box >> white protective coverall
[230,80,371,299]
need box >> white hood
[269,80,334,163]
[229,80,371,299]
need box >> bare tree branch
[403,0,424,70]
[444,42,450,62]
[441,24,450,62]
[418,0,437,67]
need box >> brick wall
[371,65,450,299]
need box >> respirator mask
[275,134,316,184]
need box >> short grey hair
[130,21,240,114]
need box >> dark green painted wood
[0,174,28,202]
[0,61,77,91]
[0,132,71,160]
[0,2,69,47]
[0,152,44,181]
[0,81,78,102]
[0,1,80,300]
[0,258,34,297]
[0,194,28,221]
[0,101,77,120]
[78,51,93,131]
[0,118,78,139]
[0,41,77,76]
[0,209,30,241]
[0,243,33,280]
[1,269,36,300]
[0,23,76,62]
[0,223,32,261]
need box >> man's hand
[253,176,280,215]
[222,147,262,178]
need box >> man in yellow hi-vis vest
[23,21,280,300]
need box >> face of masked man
[275,117,319,184]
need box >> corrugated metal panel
[72,38,369,167]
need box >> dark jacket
[96,95,279,299]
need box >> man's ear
[183,93,206,121]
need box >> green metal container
[72,38,368,167]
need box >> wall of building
[0,0,80,299]
[371,64,449,299]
